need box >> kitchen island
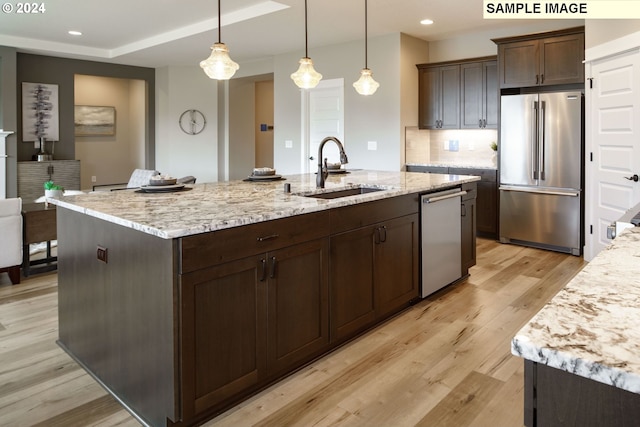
[512,227,640,426]
[51,170,479,427]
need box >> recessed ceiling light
[420,19,434,25]
[68,30,82,36]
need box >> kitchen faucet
[316,136,349,188]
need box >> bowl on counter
[252,167,276,176]
[149,176,177,186]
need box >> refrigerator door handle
[532,101,539,180]
[539,100,546,181]
[499,185,580,197]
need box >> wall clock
[179,109,206,135]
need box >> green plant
[490,141,498,151]
[44,180,64,191]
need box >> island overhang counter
[50,170,479,427]
[512,226,640,426]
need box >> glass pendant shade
[291,57,323,89]
[200,42,239,80]
[353,68,379,95]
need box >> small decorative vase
[45,189,63,199]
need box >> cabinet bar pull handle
[259,259,267,282]
[257,234,279,242]
[269,256,277,279]
[479,119,482,128]
[380,226,387,243]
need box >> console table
[22,203,57,276]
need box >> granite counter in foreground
[48,170,480,239]
[512,226,640,394]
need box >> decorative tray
[137,184,187,193]
[244,174,285,182]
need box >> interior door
[585,49,640,261]
[306,79,344,173]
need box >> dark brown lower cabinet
[330,214,419,343]
[180,238,329,421]
[524,361,640,427]
[460,184,477,274]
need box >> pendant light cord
[304,0,309,58]
[218,0,222,43]
[364,0,368,68]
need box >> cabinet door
[180,255,267,418]
[330,226,376,343]
[419,67,441,129]
[540,33,584,86]
[266,239,329,375]
[440,65,461,129]
[476,179,497,237]
[461,62,484,129]
[374,214,419,319]
[498,39,540,88]
[483,61,498,129]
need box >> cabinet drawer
[406,165,449,174]
[330,194,419,234]
[180,211,330,273]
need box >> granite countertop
[49,170,479,239]
[406,162,497,170]
[512,226,640,394]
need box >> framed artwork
[22,82,60,142]
[74,105,116,136]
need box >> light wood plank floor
[0,239,587,427]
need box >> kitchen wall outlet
[91,176,97,183]
[34,141,39,149]
[285,140,293,148]
[468,141,475,151]
[97,246,108,263]
[450,140,459,152]
[367,141,377,151]
[443,140,450,151]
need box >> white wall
[155,66,219,183]
[273,33,419,174]
[586,20,640,48]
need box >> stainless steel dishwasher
[420,188,466,297]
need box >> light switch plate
[285,140,293,148]
[367,141,377,151]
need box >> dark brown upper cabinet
[493,27,585,89]
[418,56,498,130]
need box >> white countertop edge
[511,335,640,393]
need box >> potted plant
[490,141,498,166]
[44,180,64,199]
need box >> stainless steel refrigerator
[499,90,583,256]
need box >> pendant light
[353,0,379,95]
[291,0,322,89]
[200,0,239,80]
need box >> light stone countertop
[512,226,640,394]
[49,170,480,239]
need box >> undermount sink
[298,186,387,199]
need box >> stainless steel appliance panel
[500,93,538,187]
[421,189,463,298]
[499,187,581,254]
[538,91,582,190]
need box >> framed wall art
[22,82,60,142]
[74,105,116,136]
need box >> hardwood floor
[0,239,587,427]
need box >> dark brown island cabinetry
[524,361,640,426]
[56,191,429,427]
[417,56,497,130]
[493,27,584,89]
[330,194,419,344]
[407,165,497,239]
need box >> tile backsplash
[405,127,497,168]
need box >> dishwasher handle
[423,190,467,204]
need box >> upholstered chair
[0,198,23,285]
